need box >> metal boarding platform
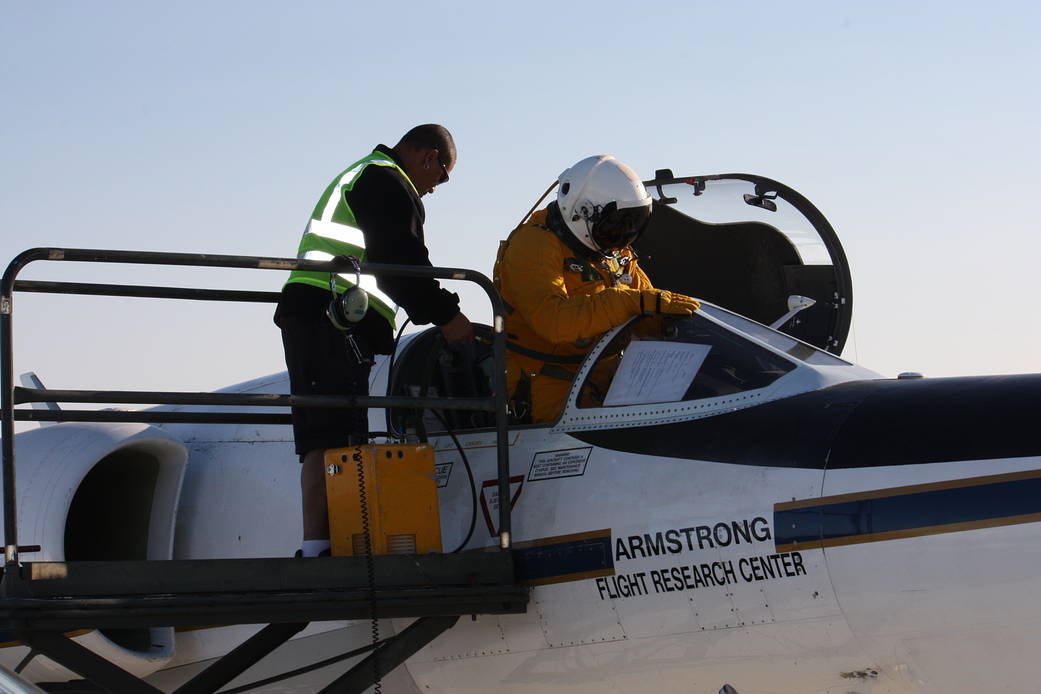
[0,248,527,694]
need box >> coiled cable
[354,446,382,693]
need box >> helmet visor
[591,203,651,250]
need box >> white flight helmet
[556,155,653,254]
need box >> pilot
[493,155,700,423]
[276,124,474,558]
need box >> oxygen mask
[589,202,651,251]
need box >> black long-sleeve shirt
[347,145,460,326]
[275,145,460,354]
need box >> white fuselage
[141,402,1041,694]
[6,315,1041,694]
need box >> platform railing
[0,248,512,567]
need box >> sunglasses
[438,158,450,185]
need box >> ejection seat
[386,324,497,435]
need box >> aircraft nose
[775,372,1041,551]
[777,373,1041,694]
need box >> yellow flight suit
[493,209,657,423]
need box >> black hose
[386,319,412,395]
[383,318,412,439]
[431,409,478,553]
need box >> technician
[275,124,474,558]
[493,155,699,423]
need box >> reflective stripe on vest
[286,152,417,327]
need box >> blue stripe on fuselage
[775,470,1041,550]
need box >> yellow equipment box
[325,444,443,556]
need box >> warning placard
[528,447,592,482]
[480,476,524,536]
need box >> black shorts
[280,310,373,456]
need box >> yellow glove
[639,289,700,316]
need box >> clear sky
[2,1,1039,416]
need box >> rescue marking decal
[596,517,806,601]
[527,447,592,482]
[774,468,1041,552]
[512,529,614,587]
[479,475,524,536]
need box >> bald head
[393,124,456,197]
[395,124,456,165]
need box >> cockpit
[554,304,872,432]
[573,312,799,411]
[384,170,868,437]
[386,304,873,437]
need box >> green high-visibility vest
[286,150,416,326]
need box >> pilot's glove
[639,289,700,316]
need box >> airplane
[1,169,1039,694]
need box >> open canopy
[634,172,852,354]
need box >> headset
[326,256,370,331]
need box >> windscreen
[576,315,795,409]
[699,304,851,366]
